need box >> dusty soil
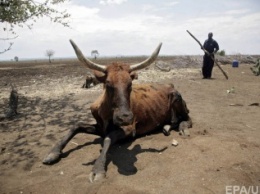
[0,57,259,194]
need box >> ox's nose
[114,111,134,126]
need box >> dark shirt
[203,38,219,53]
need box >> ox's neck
[99,89,115,119]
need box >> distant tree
[45,50,55,63]
[14,56,18,62]
[91,50,99,60]
[0,0,70,54]
[217,50,226,56]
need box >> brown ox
[82,74,100,88]
[43,40,192,182]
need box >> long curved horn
[130,42,162,72]
[70,39,106,72]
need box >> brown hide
[90,67,178,137]
[69,40,188,138]
[130,84,174,135]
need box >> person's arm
[214,41,219,54]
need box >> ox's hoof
[163,125,171,136]
[42,151,61,165]
[89,171,106,183]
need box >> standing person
[202,32,219,79]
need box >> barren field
[0,57,259,194]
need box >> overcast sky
[1,0,260,60]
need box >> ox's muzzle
[113,110,134,126]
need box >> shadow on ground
[1,94,167,176]
[0,94,93,172]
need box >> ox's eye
[107,85,114,90]
[105,81,114,90]
[127,83,132,90]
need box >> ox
[43,40,192,182]
[82,74,100,88]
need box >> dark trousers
[202,55,214,78]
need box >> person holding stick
[202,32,219,79]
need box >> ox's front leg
[43,123,99,164]
[89,129,126,182]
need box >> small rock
[1,147,6,153]
[171,139,178,146]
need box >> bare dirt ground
[0,57,259,194]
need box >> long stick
[186,30,228,80]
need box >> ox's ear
[130,71,138,80]
[93,70,107,83]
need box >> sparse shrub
[250,59,260,76]
[217,50,226,56]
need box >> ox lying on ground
[82,74,100,88]
[43,40,192,182]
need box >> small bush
[217,50,226,56]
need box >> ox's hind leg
[178,117,192,136]
[163,90,192,136]
[43,123,99,164]
[174,93,192,136]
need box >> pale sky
[1,0,260,60]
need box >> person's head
[208,32,213,39]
